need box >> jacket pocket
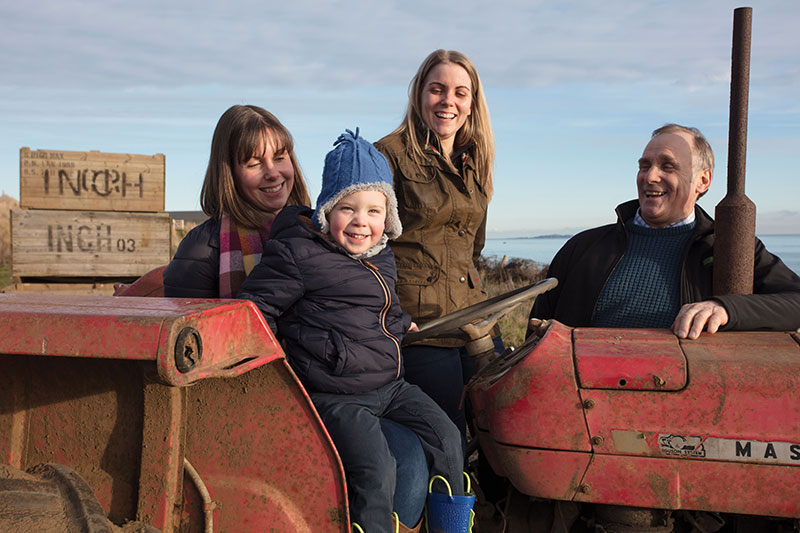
[326,329,350,376]
[467,265,488,304]
[396,158,448,216]
[396,265,441,321]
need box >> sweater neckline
[626,218,696,236]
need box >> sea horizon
[483,234,800,275]
[491,233,800,239]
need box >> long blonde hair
[200,105,311,228]
[390,50,494,197]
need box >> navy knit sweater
[592,220,695,328]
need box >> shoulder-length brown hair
[390,49,495,197]
[200,105,311,228]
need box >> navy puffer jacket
[238,206,412,394]
[163,217,220,298]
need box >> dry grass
[477,255,548,348]
[0,265,10,290]
[0,193,17,269]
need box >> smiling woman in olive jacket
[375,49,497,450]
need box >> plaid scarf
[218,212,274,298]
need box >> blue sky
[1,0,798,236]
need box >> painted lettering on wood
[11,209,171,278]
[20,148,165,212]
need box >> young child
[238,129,469,532]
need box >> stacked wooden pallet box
[7,148,170,295]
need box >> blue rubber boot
[425,474,475,533]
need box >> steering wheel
[402,277,558,347]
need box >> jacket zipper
[360,260,402,379]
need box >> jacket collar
[418,127,475,169]
[615,199,714,236]
[207,217,222,249]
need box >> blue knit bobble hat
[313,128,402,240]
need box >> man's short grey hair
[652,123,715,174]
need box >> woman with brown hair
[164,104,310,298]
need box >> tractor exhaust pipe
[713,7,756,296]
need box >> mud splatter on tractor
[0,293,349,531]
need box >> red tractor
[2,8,796,532]
[1,275,797,532]
[467,308,800,532]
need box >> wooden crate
[0,281,118,296]
[11,209,170,278]
[20,148,165,212]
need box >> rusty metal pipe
[714,7,756,296]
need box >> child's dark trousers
[310,379,464,533]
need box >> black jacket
[163,217,220,298]
[531,200,800,331]
[238,206,412,394]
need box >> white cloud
[3,0,798,91]
[1,0,798,235]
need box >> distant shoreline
[488,234,572,240]
[488,233,800,240]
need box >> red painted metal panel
[579,330,800,518]
[0,355,27,469]
[182,360,349,531]
[153,298,283,386]
[476,430,591,501]
[0,294,283,386]
[1,294,349,530]
[0,354,349,531]
[574,328,687,391]
[0,354,145,523]
[474,323,800,519]
[577,453,800,518]
[470,320,590,452]
[137,382,186,531]
[582,331,800,454]
[0,294,167,360]
[475,429,508,478]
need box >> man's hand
[408,321,419,333]
[672,301,729,340]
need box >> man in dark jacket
[530,123,800,339]
[238,129,469,533]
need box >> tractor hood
[469,321,800,518]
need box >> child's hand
[408,322,419,332]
